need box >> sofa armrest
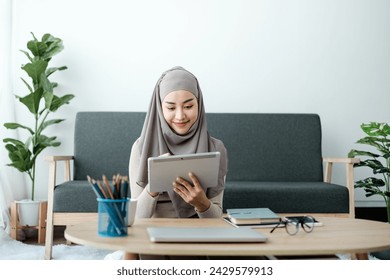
[45,155,74,211]
[45,155,74,183]
[44,155,74,259]
[323,157,360,218]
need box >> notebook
[223,217,282,228]
[147,227,268,243]
[148,152,220,192]
[226,208,281,225]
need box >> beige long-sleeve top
[129,138,227,218]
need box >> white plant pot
[17,199,41,226]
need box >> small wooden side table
[10,201,47,244]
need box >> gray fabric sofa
[44,111,357,259]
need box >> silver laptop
[148,152,220,192]
[147,227,268,243]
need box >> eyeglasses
[270,215,315,236]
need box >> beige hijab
[136,66,226,217]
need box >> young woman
[129,66,228,219]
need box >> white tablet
[148,152,220,192]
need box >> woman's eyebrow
[164,98,195,105]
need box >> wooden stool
[10,201,47,244]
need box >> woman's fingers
[172,173,210,212]
[188,172,201,189]
[172,173,203,200]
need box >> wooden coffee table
[65,217,390,260]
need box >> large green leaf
[3,137,25,147]
[40,34,64,60]
[41,33,55,44]
[18,88,44,114]
[361,122,390,137]
[43,91,54,110]
[4,142,33,173]
[356,140,390,159]
[356,137,387,151]
[46,66,67,77]
[4,123,34,134]
[21,60,48,86]
[27,40,48,57]
[355,177,389,199]
[49,94,75,112]
[40,73,53,94]
[38,119,64,134]
[364,190,386,198]
[33,135,61,156]
[355,159,389,174]
[355,177,385,189]
[348,149,379,158]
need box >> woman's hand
[172,172,211,212]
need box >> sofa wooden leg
[123,252,139,260]
[45,210,54,260]
[352,252,369,260]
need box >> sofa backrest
[73,112,145,180]
[73,112,323,182]
[206,113,323,182]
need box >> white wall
[8,0,390,206]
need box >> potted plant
[3,33,74,226]
[348,122,390,223]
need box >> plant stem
[31,165,35,201]
[37,109,50,134]
[31,112,39,201]
[27,170,34,201]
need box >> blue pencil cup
[97,198,129,237]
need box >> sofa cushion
[54,181,349,214]
[53,181,98,212]
[223,181,349,213]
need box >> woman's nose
[175,108,185,120]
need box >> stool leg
[38,201,47,244]
[354,253,369,260]
[10,202,18,240]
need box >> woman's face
[162,90,199,135]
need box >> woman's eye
[167,107,175,111]
[184,105,193,110]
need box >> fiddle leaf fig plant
[348,122,390,223]
[3,33,74,201]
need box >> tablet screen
[148,152,220,192]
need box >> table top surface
[64,217,390,257]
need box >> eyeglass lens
[286,216,315,235]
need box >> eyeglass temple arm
[270,221,284,233]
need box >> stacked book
[224,207,281,228]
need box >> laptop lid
[148,152,220,192]
[147,227,268,243]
